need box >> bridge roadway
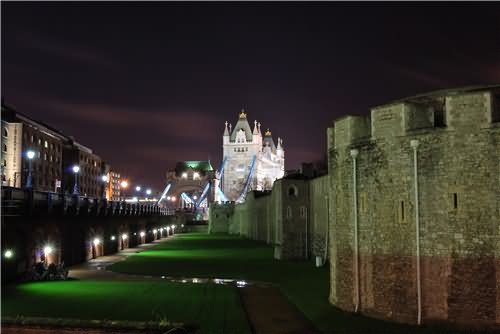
[1,186,180,283]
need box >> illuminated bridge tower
[221,109,285,202]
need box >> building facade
[62,140,105,198]
[221,110,285,202]
[106,170,121,201]
[1,104,66,192]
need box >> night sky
[2,2,499,191]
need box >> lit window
[182,172,188,179]
[193,172,200,179]
[44,141,48,148]
[30,135,34,143]
[38,138,41,145]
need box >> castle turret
[230,109,253,143]
[223,121,230,145]
[222,110,285,201]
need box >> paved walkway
[68,240,163,281]
[240,286,320,334]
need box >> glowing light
[110,235,116,241]
[135,186,141,191]
[121,234,128,240]
[192,278,199,283]
[26,150,36,159]
[101,175,109,182]
[146,189,152,195]
[93,238,100,246]
[140,231,145,237]
[43,246,53,255]
[72,165,80,174]
[166,227,170,232]
[236,280,247,287]
[171,196,176,202]
[153,229,157,233]
[120,180,129,188]
[166,196,171,200]
[4,249,14,259]
[181,172,188,179]
[193,172,200,179]
[181,224,184,228]
[171,225,175,229]
[193,195,198,200]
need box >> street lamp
[101,175,109,199]
[135,186,141,192]
[25,150,36,188]
[43,245,53,255]
[4,249,14,259]
[72,165,80,195]
[120,180,129,200]
[146,188,152,200]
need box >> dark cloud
[2,2,499,190]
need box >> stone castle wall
[209,174,330,261]
[328,88,500,328]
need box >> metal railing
[1,186,172,217]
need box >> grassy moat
[3,233,463,333]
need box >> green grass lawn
[1,280,250,334]
[109,233,460,334]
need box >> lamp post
[101,175,109,200]
[26,150,36,188]
[120,180,129,201]
[72,165,80,195]
[135,186,142,201]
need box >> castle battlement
[328,84,500,328]
[332,85,500,148]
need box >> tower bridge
[158,110,285,220]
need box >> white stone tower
[221,109,285,202]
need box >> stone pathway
[68,241,163,281]
[240,286,320,334]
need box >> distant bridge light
[4,249,13,259]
